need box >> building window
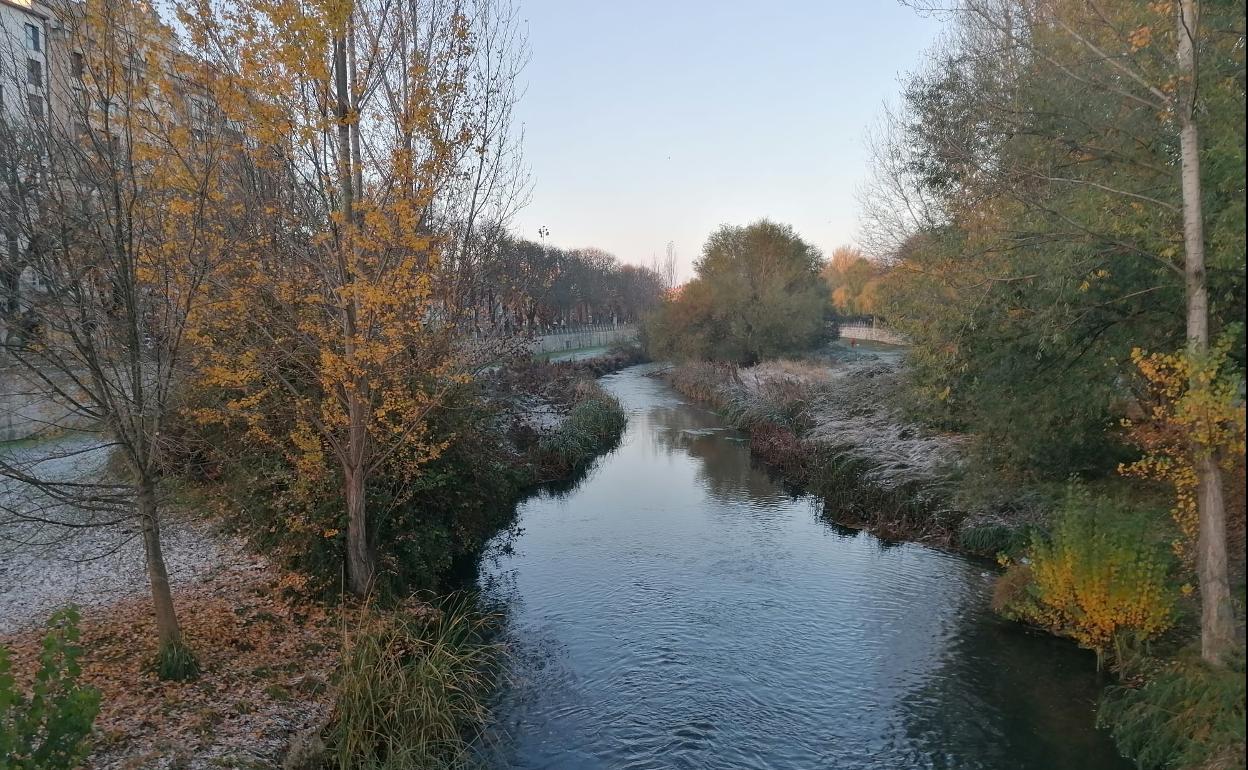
[27,59,42,88]
[26,24,41,52]
[27,93,43,119]
[71,52,85,78]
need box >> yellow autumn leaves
[999,488,1176,667]
[1120,341,1247,562]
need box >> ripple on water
[480,366,1130,770]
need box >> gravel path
[0,433,233,633]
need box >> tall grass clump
[326,599,501,770]
[1099,654,1246,770]
[538,381,626,475]
[661,361,733,407]
[720,377,814,433]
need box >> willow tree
[0,0,228,676]
[181,0,518,596]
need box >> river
[479,364,1128,769]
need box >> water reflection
[480,365,1127,770]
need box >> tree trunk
[343,454,373,596]
[334,21,373,598]
[1176,0,1236,666]
[137,478,182,650]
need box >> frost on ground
[739,356,966,496]
[1,433,338,770]
[0,432,238,633]
[2,548,338,770]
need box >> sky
[508,1,947,281]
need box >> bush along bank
[660,356,1245,770]
[168,353,631,599]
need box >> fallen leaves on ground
[2,552,342,769]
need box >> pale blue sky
[509,1,945,280]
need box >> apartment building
[1,0,53,351]
[2,0,231,355]
[0,0,50,123]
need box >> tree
[1173,0,1238,664]
[0,0,227,677]
[645,220,829,364]
[878,0,1244,662]
[651,241,678,292]
[180,0,524,597]
[822,246,883,316]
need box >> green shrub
[0,607,100,770]
[995,486,1177,667]
[1099,655,1246,770]
[960,522,1033,557]
[326,599,501,770]
[189,382,531,599]
[538,382,626,475]
[155,639,200,682]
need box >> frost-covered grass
[662,357,968,541]
[537,381,626,477]
[0,434,239,633]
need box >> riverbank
[658,353,1245,770]
[659,354,974,549]
[0,351,635,768]
[479,363,1129,769]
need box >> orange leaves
[1,557,340,767]
[1128,26,1154,51]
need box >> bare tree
[0,0,228,676]
[651,241,678,291]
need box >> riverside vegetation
[646,88,1245,765]
[0,0,650,761]
[1,0,1243,767]
[0,352,633,768]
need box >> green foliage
[645,220,830,364]
[155,639,200,682]
[326,600,500,770]
[537,382,627,476]
[874,0,1247,480]
[995,487,1177,666]
[958,522,1030,557]
[0,608,100,770]
[172,367,627,599]
[1099,655,1246,770]
[167,380,525,597]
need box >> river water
[479,365,1128,769]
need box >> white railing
[530,324,637,355]
[837,321,907,346]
